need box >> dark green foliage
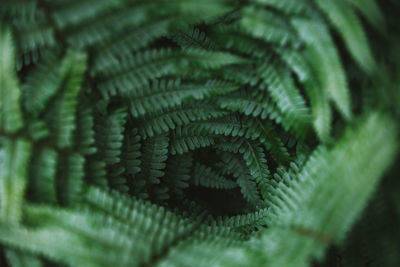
[0,0,399,266]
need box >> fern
[169,126,216,155]
[0,27,24,133]
[192,163,237,190]
[292,18,352,120]
[316,0,375,73]
[44,50,87,148]
[27,146,57,204]
[136,101,227,139]
[94,106,127,165]
[0,138,31,223]
[0,1,399,267]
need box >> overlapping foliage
[0,0,399,266]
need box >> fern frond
[137,101,227,139]
[84,187,197,263]
[56,153,85,206]
[22,53,61,116]
[240,6,300,47]
[275,48,331,141]
[345,0,385,33]
[292,18,352,120]
[218,151,263,206]
[217,139,271,201]
[74,95,97,155]
[0,26,24,133]
[192,163,237,190]
[4,249,43,267]
[85,158,108,188]
[247,118,292,165]
[236,174,262,207]
[126,79,238,117]
[173,27,217,50]
[258,60,311,138]
[27,146,57,204]
[316,0,375,73]
[91,17,179,64]
[26,119,49,141]
[0,1,38,23]
[164,153,193,196]
[50,0,123,29]
[0,204,136,267]
[0,138,31,224]
[0,2,397,266]
[94,107,127,165]
[132,134,169,198]
[215,208,269,229]
[94,48,243,99]
[252,0,314,17]
[189,115,252,139]
[216,90,283,121]
[12,17,56,68]
[63,5,151,48]
[44,50,87,148]
[169,127,216,155]
[214,208,269,235]
[121,128,141,175]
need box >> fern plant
[0,0,399,266]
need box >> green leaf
[0,26,23,133]
[258,61,311,138]
[292,18,352,120]
[0,138,31,224]
[44,50,87,148]
[345,0,385,33]
[316,0,375,73]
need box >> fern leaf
[27,146,57,204]
[316,0,375,73]
[92,18,175,65]
[164,154,193,195]
[85,158,108,188]
[240,7,299,47]
[345,0,385,33]
[137,101,227,139]
[215,208,269,229]
[217,151,262,206]
[50,0,122,29]
[132,134,169,198]
[216,90,283,121]
[192,163,237,190]
[12,17,56,68]
[258,61,311,138]
[173,28,217,50]
[94,107,127,165]
[4,249,43,267]
[126,79,238,117]
[252,0,314,17]
[56,153,85,206]
[236,175,261,206]
[169,127,216,155]
[0,26,24,133]
[121,128,141,175]
[84,187,196,263]
[217,139,272,201]
[22,53,61,116]
[0,138,31,224]
[44,50,87,148]
[95,48,243,99]
[292,18,352,120]
[276,48,331,141]
[74,96,97,155]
